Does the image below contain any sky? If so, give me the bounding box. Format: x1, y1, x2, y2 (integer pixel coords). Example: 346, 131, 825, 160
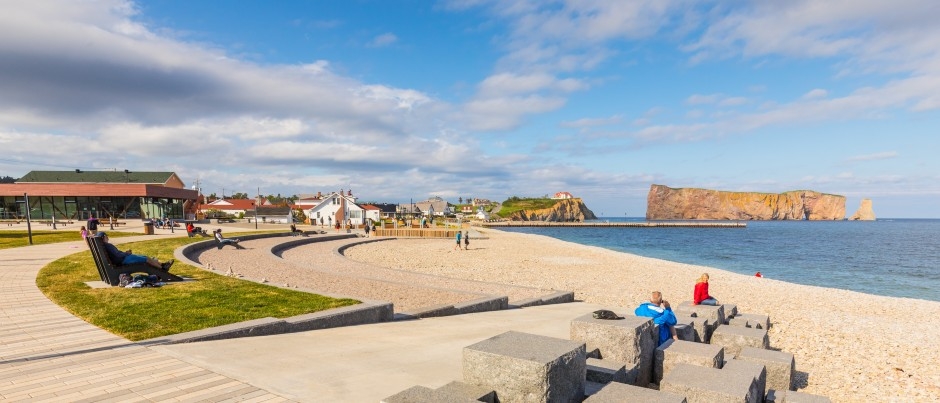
1, 1, 939, 218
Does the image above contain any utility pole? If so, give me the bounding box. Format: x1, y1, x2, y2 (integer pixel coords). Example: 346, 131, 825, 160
255, 187, 259, 229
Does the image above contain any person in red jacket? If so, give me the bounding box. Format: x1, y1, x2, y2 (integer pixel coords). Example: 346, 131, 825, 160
693, 273, 718, 305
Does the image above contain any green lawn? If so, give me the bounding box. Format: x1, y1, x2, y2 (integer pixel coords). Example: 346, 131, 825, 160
36, 236, 360, 341
0, 230, 138, 249
497, 197, 559, 217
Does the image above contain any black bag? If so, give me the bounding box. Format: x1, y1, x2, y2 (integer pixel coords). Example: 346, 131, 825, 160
592, 309, 623, 320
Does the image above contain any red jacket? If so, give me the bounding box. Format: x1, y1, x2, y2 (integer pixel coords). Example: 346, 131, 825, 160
693, 282, 711, 305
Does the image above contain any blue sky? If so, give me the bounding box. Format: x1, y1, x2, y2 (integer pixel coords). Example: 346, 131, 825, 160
1, 1, 938, 217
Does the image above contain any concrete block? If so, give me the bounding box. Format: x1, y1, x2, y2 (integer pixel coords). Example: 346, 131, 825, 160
728, 313, 770, 330
284, 302, 393, 332
511, 297, 543, 308
660, 363, 762, 403
453, 295, 509, 314
737, 347, 795, 392
570, 313, 656, 386
721, 304, 738, 321
654, 339, 723, 384
673, 324, 695, 341
586, 358, 629, 384
381, 385, 478, 403
584, 380, 605, 398
540, 290, 576, 305
586, 343, 602, 359
584, 382, 688, 403
710, 325, 769, 357
435, 381, 497, 403
463, 331, 586, 403
397, 304, 457, 319
676, 301, 726, 327
723, 358, 767, 399
674, 313, 711, 343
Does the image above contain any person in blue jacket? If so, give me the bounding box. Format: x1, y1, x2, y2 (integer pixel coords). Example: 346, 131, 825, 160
634, 291, 678, 346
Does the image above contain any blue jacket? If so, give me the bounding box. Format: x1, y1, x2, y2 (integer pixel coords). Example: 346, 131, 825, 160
634, 302, 677, 346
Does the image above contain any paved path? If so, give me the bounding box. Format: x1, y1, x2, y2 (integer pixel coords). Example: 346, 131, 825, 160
0, 235, 291, 402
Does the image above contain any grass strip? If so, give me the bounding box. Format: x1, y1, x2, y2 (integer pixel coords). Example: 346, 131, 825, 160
0, 230, 138, 249
37, 236, 360, 341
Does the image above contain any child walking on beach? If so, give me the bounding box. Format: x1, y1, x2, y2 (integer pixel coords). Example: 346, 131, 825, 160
454, 230, 462, 250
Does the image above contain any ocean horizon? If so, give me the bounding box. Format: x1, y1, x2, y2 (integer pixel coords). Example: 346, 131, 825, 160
500, 217, 940, 303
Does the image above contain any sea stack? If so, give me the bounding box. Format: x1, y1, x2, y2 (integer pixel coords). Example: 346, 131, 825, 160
849, 198, 876, 221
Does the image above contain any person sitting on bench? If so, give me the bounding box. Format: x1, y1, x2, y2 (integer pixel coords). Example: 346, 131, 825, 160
186, 222, 207, 237
97, 232, 174, 271
289, 224, 307, 236
214, 228, 244, 249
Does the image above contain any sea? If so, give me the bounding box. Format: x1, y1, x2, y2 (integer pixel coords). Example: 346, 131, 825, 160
499, 218, 940, 303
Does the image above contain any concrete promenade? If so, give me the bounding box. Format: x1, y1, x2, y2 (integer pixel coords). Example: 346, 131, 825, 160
0, 230, 291, 402
0, 223, 602, 402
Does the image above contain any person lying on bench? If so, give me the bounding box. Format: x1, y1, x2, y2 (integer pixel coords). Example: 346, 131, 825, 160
97, 232, 174, 271
214, 228, 244, 249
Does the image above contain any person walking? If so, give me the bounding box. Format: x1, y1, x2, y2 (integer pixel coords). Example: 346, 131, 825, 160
87, 214, 100, 233
463, 231, 470, 250
454, 230, 462, 250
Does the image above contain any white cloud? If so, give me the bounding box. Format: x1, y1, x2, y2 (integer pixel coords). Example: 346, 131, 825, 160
560, 115, 623, 128
845, 151, 899, 162
803, 89, 829, 99
369, 32, 398, 47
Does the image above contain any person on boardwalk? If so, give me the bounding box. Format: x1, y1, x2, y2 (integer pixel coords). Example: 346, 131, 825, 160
97, 232, 174, 270
454, 230, 462, 250
693, 273, 719, 305
87, 215, 100, 233
214, 229, 245, 249
635, 291, 678, 346
463, 231, 469, 250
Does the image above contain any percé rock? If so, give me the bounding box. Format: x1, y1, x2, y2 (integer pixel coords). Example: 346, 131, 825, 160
849, 198, 876, 221
508, 198, 597, 222
646, 184, 846, 220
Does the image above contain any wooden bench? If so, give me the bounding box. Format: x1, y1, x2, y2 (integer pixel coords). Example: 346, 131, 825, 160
86, 236, 184, 286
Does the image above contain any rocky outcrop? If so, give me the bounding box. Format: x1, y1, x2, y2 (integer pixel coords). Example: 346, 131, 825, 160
849, 199, 876, 221
508, 198, 597, 222
646, 184, 846, 220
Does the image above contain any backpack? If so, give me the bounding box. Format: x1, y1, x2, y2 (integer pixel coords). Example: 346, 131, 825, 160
118, 273, 132, 287
592, 309, 623, 320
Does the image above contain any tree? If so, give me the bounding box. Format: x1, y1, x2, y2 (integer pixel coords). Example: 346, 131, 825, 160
458, 197, 463, 204
293, 208, 308, 223
0, 175, 16, 184
231, 192, 249, 199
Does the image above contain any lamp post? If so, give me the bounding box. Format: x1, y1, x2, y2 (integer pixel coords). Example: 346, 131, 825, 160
255, 187, 259, 229
22, 193, 33, 245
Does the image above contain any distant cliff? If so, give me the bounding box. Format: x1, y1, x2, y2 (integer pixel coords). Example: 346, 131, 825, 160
646, 184, 846, 220
507, 198, 597, 222
849, 199, 876, 221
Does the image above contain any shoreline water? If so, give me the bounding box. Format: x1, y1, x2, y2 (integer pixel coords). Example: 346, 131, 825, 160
343, 227, 940, 401
500, 218, 940, 302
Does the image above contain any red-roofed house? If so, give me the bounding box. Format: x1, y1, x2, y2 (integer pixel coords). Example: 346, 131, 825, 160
552, 191, 574, 200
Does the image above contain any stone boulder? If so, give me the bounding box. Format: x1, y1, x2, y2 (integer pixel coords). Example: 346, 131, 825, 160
849, 198, 876, 221
646, 184, 846, 220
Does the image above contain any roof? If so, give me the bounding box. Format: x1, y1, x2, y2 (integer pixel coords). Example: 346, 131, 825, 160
201, 199, 258, 211
17, 170, 183, 186
360, 204, 381, 211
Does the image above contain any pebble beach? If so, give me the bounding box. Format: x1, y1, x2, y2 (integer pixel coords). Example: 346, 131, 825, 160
340, 228, 940, 402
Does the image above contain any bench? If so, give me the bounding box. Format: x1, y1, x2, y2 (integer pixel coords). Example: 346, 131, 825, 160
216, 218, 236, 223
87, 236, 184, 286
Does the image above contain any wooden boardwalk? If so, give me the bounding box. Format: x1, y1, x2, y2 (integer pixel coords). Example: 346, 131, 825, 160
0, 236, 292, 402
479, 221, 747, 228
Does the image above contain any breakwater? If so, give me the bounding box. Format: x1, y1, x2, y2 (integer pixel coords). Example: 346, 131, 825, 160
479, 221, 746, 228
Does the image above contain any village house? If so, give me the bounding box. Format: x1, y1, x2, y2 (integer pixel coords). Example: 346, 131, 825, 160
552, 191, 574, 199
302, 190, 366, 226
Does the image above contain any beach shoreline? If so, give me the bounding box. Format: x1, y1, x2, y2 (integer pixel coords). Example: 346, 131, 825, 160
342, 227, 940, 402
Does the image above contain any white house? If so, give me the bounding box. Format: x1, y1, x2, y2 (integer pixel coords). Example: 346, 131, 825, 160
552, 191, 574, 200
303, 191, 366, 226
